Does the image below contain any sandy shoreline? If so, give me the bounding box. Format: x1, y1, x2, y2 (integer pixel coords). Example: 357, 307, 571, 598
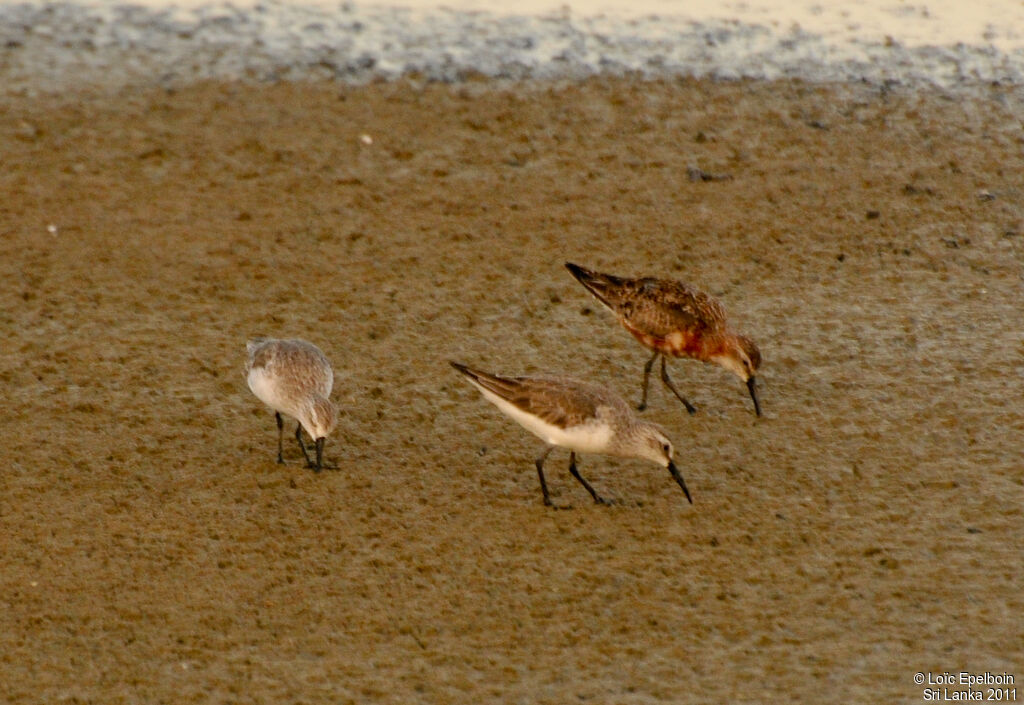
3, 0, 1024, 95
1, 76, 1022, 702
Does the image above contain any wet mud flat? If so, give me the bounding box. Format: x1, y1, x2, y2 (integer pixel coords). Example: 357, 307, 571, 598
0, 77, 1022, 702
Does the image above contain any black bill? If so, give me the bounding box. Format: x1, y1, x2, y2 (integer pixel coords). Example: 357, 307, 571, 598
667, 460, 693, 504
747, 376, 762, 417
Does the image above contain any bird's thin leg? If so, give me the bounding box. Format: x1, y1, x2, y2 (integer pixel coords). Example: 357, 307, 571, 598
568, 452, 610, 505
275, 412, 285, 464
637, 350, 659, 411
535, 446, 555, 507
294, 423, 315, 468
313, 437, 325, 473
660, 356, 697, 415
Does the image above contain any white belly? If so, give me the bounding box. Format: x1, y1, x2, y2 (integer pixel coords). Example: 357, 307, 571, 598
248, 367, 295, 418
477, 387, 613, 454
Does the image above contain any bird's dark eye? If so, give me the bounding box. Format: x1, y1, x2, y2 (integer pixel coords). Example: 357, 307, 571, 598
662, 443, 671, 454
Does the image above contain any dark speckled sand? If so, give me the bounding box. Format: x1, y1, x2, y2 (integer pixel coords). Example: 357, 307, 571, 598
1, 77, 1022, 703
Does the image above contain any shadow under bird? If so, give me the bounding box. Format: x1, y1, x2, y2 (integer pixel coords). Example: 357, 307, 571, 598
450, 361, 692, 507
246, 338, 338, 472
565, 262, 762, 416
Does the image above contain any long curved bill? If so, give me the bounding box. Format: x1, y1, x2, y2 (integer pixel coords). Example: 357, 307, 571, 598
667, 461, 693, 504
747, 377, 762, 417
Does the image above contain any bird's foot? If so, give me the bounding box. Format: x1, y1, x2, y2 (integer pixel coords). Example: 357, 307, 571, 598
307, 460, 339, 471
543, 496, 574, 510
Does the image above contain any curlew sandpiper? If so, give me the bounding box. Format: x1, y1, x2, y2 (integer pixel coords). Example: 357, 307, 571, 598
565, 262, 762, 416
450, 361, 692, 507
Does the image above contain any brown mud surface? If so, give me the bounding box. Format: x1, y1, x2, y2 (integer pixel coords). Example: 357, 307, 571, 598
1, 77, 1022, 703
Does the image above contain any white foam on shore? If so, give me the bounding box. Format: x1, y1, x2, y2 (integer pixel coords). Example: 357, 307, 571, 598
1, 0, 1022, 93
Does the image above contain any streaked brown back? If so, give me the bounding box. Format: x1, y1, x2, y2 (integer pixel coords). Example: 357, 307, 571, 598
566, 264, 727, 338
616, 278, 726, 338
452, 363, 615, 430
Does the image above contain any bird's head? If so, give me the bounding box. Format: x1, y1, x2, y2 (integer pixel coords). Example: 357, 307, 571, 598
711, 334, 762, 416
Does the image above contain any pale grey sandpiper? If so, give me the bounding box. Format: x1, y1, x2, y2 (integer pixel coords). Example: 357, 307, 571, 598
246, 337, 337, 472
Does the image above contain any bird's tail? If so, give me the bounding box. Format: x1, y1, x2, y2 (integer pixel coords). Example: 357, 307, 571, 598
564, 262, 629, 311
246, 336, 270, 355
449, 361, 520, 401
